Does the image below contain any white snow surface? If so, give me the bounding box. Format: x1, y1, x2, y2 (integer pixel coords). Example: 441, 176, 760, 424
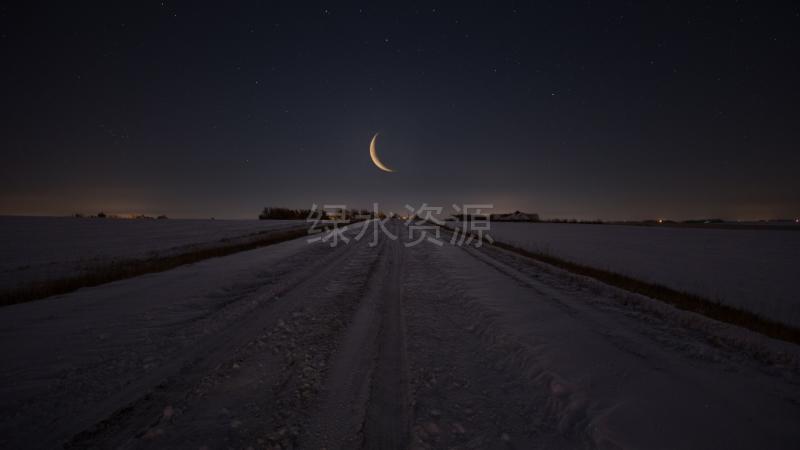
480, 222, 800, 327
0, 216, 303, 290
0, 221, 798, 448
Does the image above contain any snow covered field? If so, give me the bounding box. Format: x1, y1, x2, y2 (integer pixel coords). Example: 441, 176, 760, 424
1, 221, 798, 448
484, 222, 800, 327
0, 216, 303, 291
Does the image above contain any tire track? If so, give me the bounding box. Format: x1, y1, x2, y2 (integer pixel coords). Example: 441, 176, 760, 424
302, 221, 411, 450
63, 225, 375, 449
402, 239, 575, 449
140, 233, 387, 449
300, 239, 386, 449
362, 230, 411, 449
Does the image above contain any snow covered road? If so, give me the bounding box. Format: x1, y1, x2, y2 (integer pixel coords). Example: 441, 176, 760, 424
1, 220, 799, 449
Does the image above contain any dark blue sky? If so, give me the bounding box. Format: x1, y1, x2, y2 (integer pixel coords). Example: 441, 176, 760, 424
2, 2, 798, 220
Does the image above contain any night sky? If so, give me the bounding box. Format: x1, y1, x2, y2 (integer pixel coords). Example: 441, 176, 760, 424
2, 2, 798, 220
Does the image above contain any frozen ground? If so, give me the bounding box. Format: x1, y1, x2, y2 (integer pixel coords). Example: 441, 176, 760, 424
0, 220, 798, 449
0, 216, 303, 291
481, 222, 800, 327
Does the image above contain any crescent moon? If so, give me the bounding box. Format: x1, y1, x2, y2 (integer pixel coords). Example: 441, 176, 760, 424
369, 133, 395, 173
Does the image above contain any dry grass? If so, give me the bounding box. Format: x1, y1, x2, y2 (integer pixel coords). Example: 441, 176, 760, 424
442, 224, 800, 345
0, 227, 310, 307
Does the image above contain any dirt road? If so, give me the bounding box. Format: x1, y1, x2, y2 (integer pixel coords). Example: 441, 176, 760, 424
1, 221, 799, 449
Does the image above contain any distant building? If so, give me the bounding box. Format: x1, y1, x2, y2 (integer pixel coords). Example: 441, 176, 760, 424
491, 211, 540, 222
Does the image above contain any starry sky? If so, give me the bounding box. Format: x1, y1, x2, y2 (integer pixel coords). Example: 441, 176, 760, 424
1, 2, 798, 220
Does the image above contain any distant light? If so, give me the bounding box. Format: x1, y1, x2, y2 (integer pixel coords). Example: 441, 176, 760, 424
657, 218, 663, 224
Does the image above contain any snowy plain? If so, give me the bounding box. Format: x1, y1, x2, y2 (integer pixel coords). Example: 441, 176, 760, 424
0, 216, 303, 291
481, 222, 800, 327
0, 221, 798, 448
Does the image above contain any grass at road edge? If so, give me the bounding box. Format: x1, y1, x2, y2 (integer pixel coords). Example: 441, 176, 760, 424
441, 224, 800, 346
0, 227, 313, 307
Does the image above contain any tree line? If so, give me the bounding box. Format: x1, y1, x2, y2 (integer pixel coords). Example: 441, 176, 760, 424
258, 207, 387, 221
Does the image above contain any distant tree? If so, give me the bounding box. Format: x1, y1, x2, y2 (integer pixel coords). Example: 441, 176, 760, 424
97, 211, 106, 218
259, 207, 321, 220
453, 213, 491, 221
